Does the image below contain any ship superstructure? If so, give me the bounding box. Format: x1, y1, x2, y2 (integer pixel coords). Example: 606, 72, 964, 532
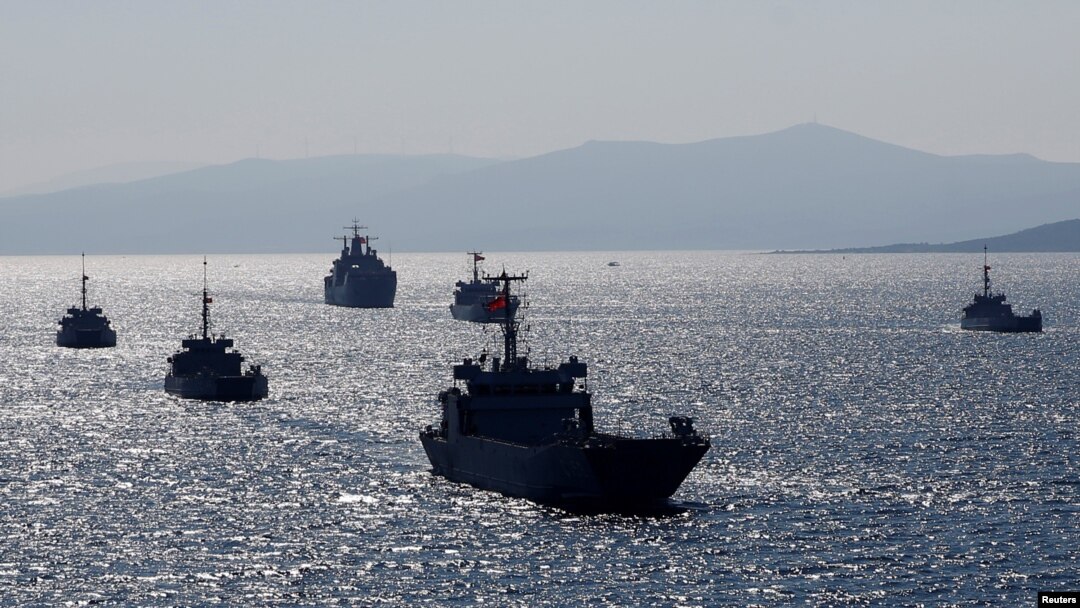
421, 271, 710, 508
449, 252, 520, 323
56, 253, 116, 348
164, 258, 268, 401
324, 221, 397, 308
961, 246, 1042, 332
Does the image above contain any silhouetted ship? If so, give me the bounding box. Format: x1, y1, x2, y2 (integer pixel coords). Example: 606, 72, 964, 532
324, 221, 397, 308
57, 253, 116, 348
165, 259, 268, 401
421, 271, 710, 508
961, 246, 1042, 333
449, 252, 520, 323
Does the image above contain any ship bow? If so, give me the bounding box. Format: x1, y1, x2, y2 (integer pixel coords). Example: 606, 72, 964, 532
580, 436, 710, 504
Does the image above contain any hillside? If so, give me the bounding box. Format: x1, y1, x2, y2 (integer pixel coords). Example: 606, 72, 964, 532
774, 219, 1080, 253
2, 124, 1080, 254
0, 154, 498, 254
0, 161, 207, 197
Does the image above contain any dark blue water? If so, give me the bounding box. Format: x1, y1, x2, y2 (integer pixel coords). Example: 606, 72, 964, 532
1, 252, 1076, 606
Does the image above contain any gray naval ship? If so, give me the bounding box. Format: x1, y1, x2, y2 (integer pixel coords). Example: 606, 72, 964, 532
449, 252, 520, 323
961, 246, 1042, 333
324, 221, 397, 308
165, 259, 268, 401
57, 253, 117, 348
421, 271, 710, 509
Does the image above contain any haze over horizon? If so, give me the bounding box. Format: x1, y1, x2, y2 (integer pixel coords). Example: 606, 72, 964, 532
3, 1, 1080, 194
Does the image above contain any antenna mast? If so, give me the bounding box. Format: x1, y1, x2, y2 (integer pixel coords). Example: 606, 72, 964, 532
484, 270, 528, 370
982, 245, 991, 297
81, 252, 88, 311
202, 257, 211, 339
344, 220, 371, 254
468, 251, 483, 282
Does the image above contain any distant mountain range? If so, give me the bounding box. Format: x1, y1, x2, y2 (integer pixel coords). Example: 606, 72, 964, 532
0, 161, 207, 197
2, 123, 1079, 254
772, 219, 1080, 253
0, 155, 498, 254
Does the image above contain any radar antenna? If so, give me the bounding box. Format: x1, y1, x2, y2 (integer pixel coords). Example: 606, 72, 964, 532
344, 219, 368, 237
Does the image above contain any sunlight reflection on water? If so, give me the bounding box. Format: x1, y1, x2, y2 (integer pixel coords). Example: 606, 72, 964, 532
1, 251, 1077, 605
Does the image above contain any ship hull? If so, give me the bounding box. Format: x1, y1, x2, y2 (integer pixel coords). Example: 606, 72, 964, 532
449, 301, 519, 324
324, 275, 397, 308
960, 315, 1042, 332
56, 328, 116, 348
420, 432, 708, 507
165, 374, 268, 402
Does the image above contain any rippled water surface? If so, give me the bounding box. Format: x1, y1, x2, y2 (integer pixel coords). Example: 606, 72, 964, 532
1, 251, 1077, 606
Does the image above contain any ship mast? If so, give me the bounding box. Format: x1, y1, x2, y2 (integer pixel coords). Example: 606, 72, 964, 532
202, 257, 211, 339
485, 270, 527, 371
344, 219, 371, 255
81, 252, 88, 311
982, 245, 991, 297
468, 251, 483, 282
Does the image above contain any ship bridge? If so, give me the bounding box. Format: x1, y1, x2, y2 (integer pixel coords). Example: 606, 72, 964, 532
447, 356, 592, 444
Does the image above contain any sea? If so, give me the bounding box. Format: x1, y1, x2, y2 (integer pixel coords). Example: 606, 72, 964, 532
1, 251, 1076, 606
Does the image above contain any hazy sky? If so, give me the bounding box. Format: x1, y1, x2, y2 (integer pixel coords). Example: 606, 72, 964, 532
2, 1, 1079, 193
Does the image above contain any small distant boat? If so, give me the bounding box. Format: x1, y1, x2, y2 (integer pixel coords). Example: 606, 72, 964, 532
607, 261, 620, 267
56, 253, 116, 348
449, 252, 520, 323
324, 220, 397, 308
164, 258, 268, 401
960, 246, 1042, 333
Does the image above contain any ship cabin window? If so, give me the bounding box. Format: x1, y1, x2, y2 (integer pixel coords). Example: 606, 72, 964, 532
474, 383, 561, 395
519, 383, 557, 395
